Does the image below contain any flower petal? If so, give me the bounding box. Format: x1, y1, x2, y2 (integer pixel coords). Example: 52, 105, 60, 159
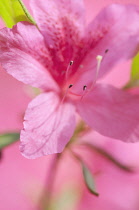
0, 22, 58, 91
76, 84, 139, 142
29, 0, 86, 86
72, 4, 139, 92
30, 0, 85, 47
20, 92, 75, 159
30, 0, 86, 86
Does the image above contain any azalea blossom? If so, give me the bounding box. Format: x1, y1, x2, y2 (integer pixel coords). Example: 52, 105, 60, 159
0, 0, 139, 158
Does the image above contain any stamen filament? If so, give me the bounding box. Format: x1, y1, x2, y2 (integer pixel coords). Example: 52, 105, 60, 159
81, 50, 109, 100
61, 84, 73, 103
95, 55, 103, 83
89, 55, 103, 90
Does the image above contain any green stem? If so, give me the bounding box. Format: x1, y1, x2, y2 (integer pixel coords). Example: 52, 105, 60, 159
38, 154, 61, 210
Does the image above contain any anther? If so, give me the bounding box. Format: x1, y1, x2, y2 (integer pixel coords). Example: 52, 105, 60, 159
83, 85, 87, 91
65, 61, 74, 81
80, 85, 87, 100
95, 55, 103, 78
90, 55, 103, 90
96, 55, 103, 62
69, 84, 73, 88
70, 60, 74, 66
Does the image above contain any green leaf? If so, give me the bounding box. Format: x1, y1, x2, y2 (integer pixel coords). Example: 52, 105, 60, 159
70, 150, 99, 196
0, 0, 36, 28
0, 132, 20, 149
82, 162, 99, 196
124, 53, 139, 89
81, 143, 134, 173
131, 53, 139, 80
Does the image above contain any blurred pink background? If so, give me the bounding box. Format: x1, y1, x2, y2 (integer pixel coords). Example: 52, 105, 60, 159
0, 0, 139, 210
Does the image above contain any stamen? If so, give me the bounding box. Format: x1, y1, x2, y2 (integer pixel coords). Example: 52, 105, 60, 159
69, 84, 73, 88
48, 84, 74, 141
94, 55, 103, 84
80, 85, 87, 100
96, 55, 103, 64
70, 60, 74, 66
105, 49, 109, 53
61, 84, 73, 103
65, 60, 74, 81
83, 85, 87, 91
81, 51, 108, 100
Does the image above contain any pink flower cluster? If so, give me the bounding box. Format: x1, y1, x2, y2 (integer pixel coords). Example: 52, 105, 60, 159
0, 0, 139, 158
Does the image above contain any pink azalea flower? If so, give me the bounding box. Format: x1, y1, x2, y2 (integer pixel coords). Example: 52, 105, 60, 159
0, 0, 139, 158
